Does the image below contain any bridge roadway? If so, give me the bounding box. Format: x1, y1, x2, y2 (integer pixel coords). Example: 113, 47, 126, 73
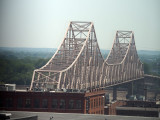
99, 74, 160, 89
144, 74, 160, 79
108, 74, 160, 101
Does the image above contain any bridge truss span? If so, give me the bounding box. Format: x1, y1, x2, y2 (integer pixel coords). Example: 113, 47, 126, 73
101, 31, 144, 86
30, 21, 104, 90
30, 22, 144, 91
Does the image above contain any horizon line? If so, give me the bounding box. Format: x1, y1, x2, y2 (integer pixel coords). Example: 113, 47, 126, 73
0, 46, 160, 52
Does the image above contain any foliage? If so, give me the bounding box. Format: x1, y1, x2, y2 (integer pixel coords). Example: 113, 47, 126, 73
139, 54, 160, 76
0, 48, 159, 85
0, 54, 49, 85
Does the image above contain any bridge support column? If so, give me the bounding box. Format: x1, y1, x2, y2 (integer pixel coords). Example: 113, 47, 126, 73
155, 92, 158, 101
144, 88, 147, 101
127, 82, 133, 98
143, 79, 148, 101
113, 86, 117, 101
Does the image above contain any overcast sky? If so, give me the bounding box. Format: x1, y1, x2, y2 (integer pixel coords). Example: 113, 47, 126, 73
0, 0, 159, 50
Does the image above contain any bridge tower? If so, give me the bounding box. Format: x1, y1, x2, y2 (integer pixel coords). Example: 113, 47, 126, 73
101, 31, 144, 100
30, 21, 104, 91
100, 31, 144, 87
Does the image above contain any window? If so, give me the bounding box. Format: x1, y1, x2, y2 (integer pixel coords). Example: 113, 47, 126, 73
17, 98, 23, 108
0, 98, 3, 108
52, 99, 58, 109
25, 99, 31, 108
59, 99, 65, 109
42, 99, 48, 108
86, 99, 89, 113
76, 100, 81, 109
6, 98, 13, 108
96, 98, 98, 108
99, 98, 101, 106
69, 100, 74, 109
101, 97, 104, 106
34, 99, 40, 108
101, 110, 104, 114
94, 99, 96, 108
91, 99, 93, 109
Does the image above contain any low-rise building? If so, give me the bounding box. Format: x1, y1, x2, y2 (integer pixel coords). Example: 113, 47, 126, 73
0, 89, 105, 114
104, 100, 160, 117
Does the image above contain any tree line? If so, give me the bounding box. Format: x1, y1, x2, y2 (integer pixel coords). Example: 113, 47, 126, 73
0, 50, 159, 85
0, 54, 49, 85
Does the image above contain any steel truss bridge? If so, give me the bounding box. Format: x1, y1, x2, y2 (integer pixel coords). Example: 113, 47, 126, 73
30, 21, 144, 91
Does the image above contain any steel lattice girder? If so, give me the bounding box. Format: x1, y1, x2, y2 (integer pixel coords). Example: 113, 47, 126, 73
30, 22, 144, 91
101, 31, 144, 87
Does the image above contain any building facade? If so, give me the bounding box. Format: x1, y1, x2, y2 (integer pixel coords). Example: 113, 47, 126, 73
0, 89, 105, 114
104, 100, 160, 117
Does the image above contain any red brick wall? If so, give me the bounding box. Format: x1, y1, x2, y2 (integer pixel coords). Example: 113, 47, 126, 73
0, 91, 85, 113
84, 89, 105, 114
0, 89, 105, 114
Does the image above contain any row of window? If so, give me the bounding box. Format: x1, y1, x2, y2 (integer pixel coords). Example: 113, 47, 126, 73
0, 98, 82, 109
90, 97, 104, 109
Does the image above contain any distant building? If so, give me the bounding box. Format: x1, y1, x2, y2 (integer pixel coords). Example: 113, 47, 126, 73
104, 100, 160, 118
0, 89, 105, 114
129, 95, 137, 101
0, 84, 16, 91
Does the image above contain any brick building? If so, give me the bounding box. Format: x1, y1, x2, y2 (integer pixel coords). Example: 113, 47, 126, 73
104, 100, 160, 117
0, 89, 105, 114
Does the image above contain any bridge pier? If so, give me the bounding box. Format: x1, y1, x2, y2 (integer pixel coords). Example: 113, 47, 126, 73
143, 79, 148, 101
127, 82, 133, 99
155, 92, 158, 101
113, 86, 117, 101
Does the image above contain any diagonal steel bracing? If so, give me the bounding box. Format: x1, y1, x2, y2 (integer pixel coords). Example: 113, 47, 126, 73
30, 21, 104, 91
30, 22, 144, 91
101, 31, 144, 87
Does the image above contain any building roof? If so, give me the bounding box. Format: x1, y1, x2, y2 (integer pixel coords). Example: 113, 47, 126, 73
116, 106, 160, 112
1, 111, 159, 120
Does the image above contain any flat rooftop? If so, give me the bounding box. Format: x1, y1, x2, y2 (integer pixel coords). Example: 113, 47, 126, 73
116, 106, 160, 112
0, 111, 159, 120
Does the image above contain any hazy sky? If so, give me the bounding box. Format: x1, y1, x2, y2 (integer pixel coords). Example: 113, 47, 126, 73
0, 0, 159, 50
